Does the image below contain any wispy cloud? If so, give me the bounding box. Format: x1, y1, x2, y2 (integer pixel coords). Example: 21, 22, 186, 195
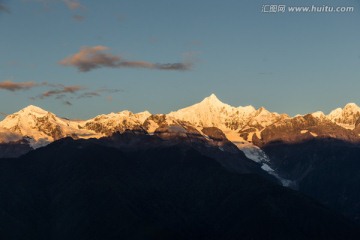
0, 79, 122, 103
116, 14, 126, 23
59, 46, 193, 72
78, 88, 122, 99
0, 80, 37, 91
0, 1, 10, 13
72, 14, 85, 21
0, 79, 122, 106
32, 84, 122, 103
40, 85, 83, 98
59, 46, 119, 71
258, 72, 274, 76
78, 91, 100, 98
62, 0, 83, 10
63, 100, 72, 106
0, 132, 22, 142
25, 0, 84, 13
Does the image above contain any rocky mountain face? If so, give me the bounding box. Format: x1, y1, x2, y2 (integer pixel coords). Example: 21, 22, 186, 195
82, 110, 151, 135
328, 103, 360, 128
253, 114, 360, 147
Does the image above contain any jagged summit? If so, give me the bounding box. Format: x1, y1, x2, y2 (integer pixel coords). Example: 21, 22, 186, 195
168, 94, 232, 116
238, 105, 256, 114
168, 94, 237, 128
327, 103, 360, 128
207, 93, 218, 99
0, 104, 102, 146
311, 111, 326, 119
198, 93, 229, 108
344, 102, 360, 108
138, 110, 151, 115
22, 104, 45, 110
201, 94, 255, 112
343, 103, 360, 114
328, 103, 360, 115
202, 93, 221, 102
167, 94, 284, 141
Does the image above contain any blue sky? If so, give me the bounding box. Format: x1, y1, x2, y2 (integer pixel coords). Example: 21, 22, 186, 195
0, 0, 359, 119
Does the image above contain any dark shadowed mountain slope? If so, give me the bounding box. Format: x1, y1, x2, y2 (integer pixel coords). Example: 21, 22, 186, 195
0, 139, 32, 158
79, 130, 276, 181
262, 138, 360, 223
0, 138, 358, 240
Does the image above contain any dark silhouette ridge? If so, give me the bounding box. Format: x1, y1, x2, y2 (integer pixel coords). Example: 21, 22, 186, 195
0, 137, 358, 239
0, 138, 33, 158
262, 138, 360, 223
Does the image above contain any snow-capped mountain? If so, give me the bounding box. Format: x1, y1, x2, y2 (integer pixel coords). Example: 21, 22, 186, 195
253, 114, 359, 147
82, 110, 151, 135
327, 103, 360, 129
1, 94, 360, 151
166, 94, 290, 165
0, 105, 102, 147
168, 94, 282, 130
3, 94, 360, 188
0, 106, 154, 147
168, 94, 254, 129
168, 94, 288, 142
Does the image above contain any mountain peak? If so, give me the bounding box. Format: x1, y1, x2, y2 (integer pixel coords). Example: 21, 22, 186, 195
311, 111, 325, 118
344, 103, 360, 110
200, 93, 225, 107
20, 105, 48, 115
327, 103, 360, 128
205, 93, 220, 100
208, 93, 218, 99
328, 103, 360, 117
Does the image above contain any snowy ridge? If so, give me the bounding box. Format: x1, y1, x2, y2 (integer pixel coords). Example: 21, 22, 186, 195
168, 94, 254, 129
0, 105, 155, 148
168, 94, 287, 142
327, 103, 360, 129
311, 111, 326, 119
82, 110, 151, 135
0, 106, 100, 147
1, 95, 360, 149
1, 94, 360, 188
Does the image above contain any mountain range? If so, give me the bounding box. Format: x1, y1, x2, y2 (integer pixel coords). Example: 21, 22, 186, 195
2, 93, 360, 186
1, 93, 360, 175
1, 94, 360, 238
1, 93, 360, 148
